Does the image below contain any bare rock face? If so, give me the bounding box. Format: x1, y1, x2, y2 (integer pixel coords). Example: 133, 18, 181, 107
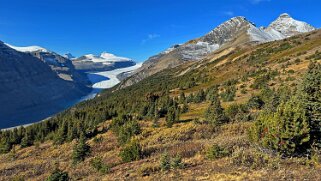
0, 42, 90, 128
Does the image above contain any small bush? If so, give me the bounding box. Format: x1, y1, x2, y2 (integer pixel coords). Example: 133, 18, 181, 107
119, 141, 142, 162
90, 157, 110, 174
171, 154, 184, 169
160, 152, 184, 171
46, 168, 69, 181
206, 144, 229, 160
231, 147, 268, 169
160, 152, 171, 171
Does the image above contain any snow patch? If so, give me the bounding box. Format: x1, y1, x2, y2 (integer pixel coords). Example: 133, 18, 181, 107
5, 43, 49, 53
81, 52, 133, 64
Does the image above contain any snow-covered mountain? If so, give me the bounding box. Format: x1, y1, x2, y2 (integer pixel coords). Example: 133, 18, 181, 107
77, 52, 133, 64
5, 43, 90, 84
5, 44, 49, 53
266, 13, 316, 38
0, 41, 90, 128
120, 13, 316, 88
72, 52, 136, 72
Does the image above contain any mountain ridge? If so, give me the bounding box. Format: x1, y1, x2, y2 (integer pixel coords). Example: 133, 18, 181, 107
120, 13, 316, 88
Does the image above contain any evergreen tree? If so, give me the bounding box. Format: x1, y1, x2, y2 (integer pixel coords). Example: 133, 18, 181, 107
250, 96, 310, 155
179, 92, 186, 104
119, 140, 142, 162
72, 133, 91, 164
299, 62, 321, 147
54, 120, 68, 145
160, 152, 171, 171
204, 96, 228, 126
46, 168, 69, 181
20, 132, 33, 148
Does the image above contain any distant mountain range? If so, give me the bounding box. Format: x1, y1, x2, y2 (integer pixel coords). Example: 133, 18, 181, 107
0, 44, 136, 128
0, 42, 91, 128
120, 13, 316, 88
72, 52, 136, 72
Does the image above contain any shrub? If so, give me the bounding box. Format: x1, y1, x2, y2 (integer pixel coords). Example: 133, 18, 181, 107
90, 157, 110, 174
249, 97, 310, 155
206, 144, 229, 160
46, 168, 69, 181
225, 104, 250, 122
231, 147, 269, 169
117, 120, 141, 145
160, 152, 171, 171
220, 86, 236, 102
247, 95, 264, 110
171, 154, 184, 169
119, 141, 142, 162
160, 152, 184, 171
204, 97, 228, 126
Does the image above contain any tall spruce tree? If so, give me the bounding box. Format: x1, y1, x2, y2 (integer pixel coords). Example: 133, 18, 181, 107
72, 133, 90, 164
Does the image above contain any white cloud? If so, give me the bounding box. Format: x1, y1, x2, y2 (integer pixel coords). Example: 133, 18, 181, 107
141, 33, 160, 44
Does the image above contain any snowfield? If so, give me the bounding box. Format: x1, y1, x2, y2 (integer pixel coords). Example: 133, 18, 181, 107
78, 63, 142, 101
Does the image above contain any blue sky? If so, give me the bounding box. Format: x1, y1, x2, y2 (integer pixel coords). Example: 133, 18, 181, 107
0, 0, 319, 62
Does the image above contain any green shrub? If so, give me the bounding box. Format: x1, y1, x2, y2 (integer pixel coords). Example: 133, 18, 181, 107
160, 152, 184, 171
90, 157, 110, 174
117, 121, 141, 145
206, 144, 229, 160
160, 152, 171, 171
204, 97, 228, 126
119, 141, 142, 162
171, 154, 184, 169
46, 168, 69, 181
225, 104, 250, 122
220, 86, 236, 102
249, 97, 310, 155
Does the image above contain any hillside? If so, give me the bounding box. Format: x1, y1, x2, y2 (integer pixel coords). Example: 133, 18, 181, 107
120, 13, 315, 88
0, 26, 321, 180
0, 42, 91, 128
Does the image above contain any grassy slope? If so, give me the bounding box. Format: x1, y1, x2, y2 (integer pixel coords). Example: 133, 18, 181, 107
1, 30, 321, 180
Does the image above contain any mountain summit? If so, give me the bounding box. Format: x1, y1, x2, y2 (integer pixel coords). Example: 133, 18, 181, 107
266, 13, 316, 37
120, 13, 316, 88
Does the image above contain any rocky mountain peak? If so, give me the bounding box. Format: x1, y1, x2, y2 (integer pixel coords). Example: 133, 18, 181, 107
267, 13, 316, 37
278, 13, 291, 19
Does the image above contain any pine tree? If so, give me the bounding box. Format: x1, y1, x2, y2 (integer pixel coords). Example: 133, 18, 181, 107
46, 168, 69, 181
160, 152, 171, 171
20, 132, 33, 148
299, 62, 321, 147
54, 120, 68, 145
204, 96, 228, 126
72, 133, 91, 164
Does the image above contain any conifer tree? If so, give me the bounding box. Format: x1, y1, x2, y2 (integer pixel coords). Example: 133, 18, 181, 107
299, 62, 321, 147
204, 96, 228, 126
72, 133, 90, 164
